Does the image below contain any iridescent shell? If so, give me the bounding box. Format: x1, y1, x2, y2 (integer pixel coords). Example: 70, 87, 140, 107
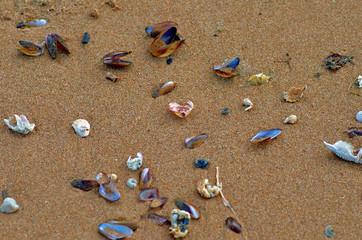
185, 133, 207, 149
168, 101, 194, 118
146, 21, 178, 38
152, 81, 176, 98
4, 114, 35, 134
98, 222, 133, 239
150, 27, 184, 57
18, 41, 44, 56
102, 51, 132, 67
16, 19, 47, 28
45, 33, 70, 59
174, 197, 200, 219
251, 129, 282, 143
213, 57, 240, 78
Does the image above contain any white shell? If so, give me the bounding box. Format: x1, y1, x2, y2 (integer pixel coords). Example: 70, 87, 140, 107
4, 114, 35, 134
72, 119, 90, 137
284, 115, 297, 124
126, 152, 143, 170
242, 98, 253, 111
356, 75, 362, 88
126, 178, 138, 189
356, 111, 362, 122
1, 198, 19, 213
323, 141, 362, 164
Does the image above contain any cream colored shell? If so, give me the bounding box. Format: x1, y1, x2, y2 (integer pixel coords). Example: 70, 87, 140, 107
4, 114, 35, 134
1, 198, 19, 213
72, 119, 90, 137
284, 115, 297, 124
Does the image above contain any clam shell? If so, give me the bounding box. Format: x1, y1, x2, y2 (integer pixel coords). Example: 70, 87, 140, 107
284, 115, 297, 124
72, 119, 90, 137
251, 129, 282, 143
174, 197, 200, 219
139, 168, 152, 190
152, 81, 176, 98
213, 57, 240, 78
146, 21, 178, 38
99, 178, 121, 202
168, 101, 194, 118
150, 27, 184, 57
4, 114, 35, 134
18, 41, 44, 56
71, 179, 99, 191
102, 51, 132, 67
98, 222, 133, 239
282, 85, 307, 103
1, 198, 19, 213
139, 187, 159, 201
225, 217, 242, 234
185, 133, 207, 149
150, 197, 168, 208
16, 19, 47, 28
46, 33, 70, 59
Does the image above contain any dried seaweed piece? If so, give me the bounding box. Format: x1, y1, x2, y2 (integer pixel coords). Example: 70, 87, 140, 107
98, 222, 133, 239
146, 21, 178, 38
185, 133, 207, 149
139, 188, 159, 201
282, 85, 307, 102
150, 197, 168, 208
45, 33, 70, 59
71, 179, 99, 191
174, 197, 200, 219
102, 51, 132, 67
169, 209, 190, 238
323, 141, 362, 164
18, 41, 44, 56
324, 53, 354, 71
226, 217, 242, 234
168, 101, 194, 118
150, 27, 184, 57
139, 168, 152, 190
213, 57, 240, 78
16, 19, 47, 28
251, 129, 282, 143
346, 127, 362, 138
152, 81, 176, 98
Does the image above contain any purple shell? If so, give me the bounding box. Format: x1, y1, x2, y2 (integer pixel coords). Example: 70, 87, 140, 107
98, 222, 133, 239
99, 179, 120, 202
251, 129, 282, 143
139, 188, 158, 201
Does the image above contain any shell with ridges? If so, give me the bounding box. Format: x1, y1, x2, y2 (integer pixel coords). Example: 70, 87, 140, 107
323, 141, 362, 164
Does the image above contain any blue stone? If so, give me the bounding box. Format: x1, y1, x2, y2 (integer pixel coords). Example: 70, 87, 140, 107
194, 159, 209, 169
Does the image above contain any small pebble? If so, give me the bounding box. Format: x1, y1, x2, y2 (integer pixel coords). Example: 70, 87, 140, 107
356, 111, 362, 122
221, 108, 229, 115
127, 178, 137, 189
82, 32, 90, 44
194, 159, 209, 169
166, 57, 173, 65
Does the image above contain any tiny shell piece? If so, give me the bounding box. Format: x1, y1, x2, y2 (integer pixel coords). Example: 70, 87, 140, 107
325, 225, 336, 237
152, 81, 176, 98
127, 178, 138, 189
213, 57, 240, 78
174, 197, 200, 219
139, 168, 152, 190
251, 129, 282, 143
105, 72, 119, 82
197, 179, 221, 198
148, 213, 170, 225
282, 85, 307, 103
347, 127, 362, 138
1, 198, 19, 213
247, 73, 271, 85
16, 19, 47, 28
71, 179, 99, 191
169, 209, 191, 238
185, 133, 207, 149
150, 197, 168, 208
82, 32, 90, 44
356, 111, 362, 122
4, 114, 35, 134
139, 188, 159, 201
356, 76, 362, 88
168, 101, 194, 118
221, 108, 229, 115
226, 217, 242, 234
102, 51, 132, 67
18, 41, 44, 56
323, 141, 362, 164
72, 119, 90, 137
284, 115, 297, 124
98, 222, 133, 239
242, 98, 253, 111
108, 174, 118, 182
127, 152, 143, 170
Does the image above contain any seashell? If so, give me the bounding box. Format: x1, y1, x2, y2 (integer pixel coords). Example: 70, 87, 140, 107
105, 72, 119, 82
251, 129, 282, 143
108, 174, 118, 182
213, 57, 240, 78
46, 33, 70, 59
167, 57, 173, 64
194, 158, 209, 169
71, 179, 99, 191
174, 197, 200, 219
102, 51, 132, 67
152, 81, 176, 98
16, 19, 47, 28
96, 172, 110, 185
225, 217, 242, 234
139, 168, 152, 190
242, 98, 253, 111
150, 197, 168, 208
106, 221, 138, 232
127, 152, 143, 170
347, 127, 362, 138
4, 114, 35, 134
146, 21, 178, 38
355, 75, 362, 88
150, 27, 185, 57
72, 119, 90, 137
81, 32, 90, 44
282, 85, 307, 103
18, 41, 44, 56
247, 73, 272, 85
99, 178, 121, 202
323, 141, 362, 164
284, 115, 297, 124
356, 111, 362, 122
197, 179, 221, 198
169, 209, 191, 238
324, 53, 354, 71
126, 178, 137, 189
185, 133, 207, 149
1, 198, 19, 213
168, 101, 194, 118
98, 222, 133, 239
221, 108, 229, 115
139, 188, 159, 201
325, 225, 336, 237
148, 213, 170, 225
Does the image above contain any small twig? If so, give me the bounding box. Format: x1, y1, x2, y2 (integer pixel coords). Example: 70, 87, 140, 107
2, 190, 8, 199
274, 53, 292, 71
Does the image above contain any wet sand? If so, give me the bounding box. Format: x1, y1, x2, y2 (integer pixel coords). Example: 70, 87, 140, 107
0, 0, 361, 239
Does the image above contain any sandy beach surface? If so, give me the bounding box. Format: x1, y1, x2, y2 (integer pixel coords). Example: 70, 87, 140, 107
0, 0, 361, 239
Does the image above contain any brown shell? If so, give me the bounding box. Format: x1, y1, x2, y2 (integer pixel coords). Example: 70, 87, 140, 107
146, 21, 178, 38
152, 81, 176, 98
282, 85, 307, 102
185, 133, 207, 149
150, 28, 184, 57
102, 51, 132, 67
18, 41, 44, 56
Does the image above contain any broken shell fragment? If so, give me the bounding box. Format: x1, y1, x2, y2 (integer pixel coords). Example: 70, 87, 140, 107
169, 209, 191, 238
174, 197, 200, 219
102, 51, 132, 67
99, 178, 121, 202
98, 222, 133, 239
139, 168, 152, 190
282, 85, 307, 103
251, 129, 282, 143
150, 197, 168, 208
16, 19, 47, 28
242, 98, 253, 111
71, 179, 99, 191
139, 188, 159, 201
126, 178, 137, 189
96, 172, 110, 185
355, 76, 362, 88
284, 115, 297, 124
105, 72, 119, 82
18, 41, 44, 56
148, 213, 170, 225
347, 127, 362, 138
356, 111, 362, 122
4, 114, 35, 134
194, 158, 209, 169
127, 152, 143, 170
168, 101, 194, 118
323, 141, 362, 164
197, 179, 221, 198
325, 225, 336, 238
247, 73, 271, 85
1, 198, 19, 213
225, 217, 242, 234
213, 57, 240, 78
185, 133, 207, 149
72, 119, 90, 137
46, 33, 70, 59
146, 21, 178, 38
150, 27, 185, 57
152, 81, 176, 98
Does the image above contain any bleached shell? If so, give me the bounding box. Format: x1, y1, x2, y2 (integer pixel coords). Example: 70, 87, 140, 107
126, 178, 138, 189
1, 198, 19, 213
248, 73, 271, 85
356, 76, 362, 88
356, 111, 362, 122
72, 119, 90, 137
4, 114, 35, 134
323, 141, 362, 164
242, 98, 253, 111
284, 115, 297, 124
126, 152, 143, 170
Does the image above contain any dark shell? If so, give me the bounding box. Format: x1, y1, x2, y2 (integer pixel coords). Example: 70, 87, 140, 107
2, 190, 8, 200
102, 51, 132, 67
98, 222, 133, 239
150, 197, 168, 209
46, 33, 70, 59
16, 19, 47, 28
186, 133, 207, 149
139, 187, 158, 201
82, 32, 90, 44
166, 58, 173, 64
99, 178, 120, 202
174, 197, 200, 219
324, 53, 354, 71
214, 57, 240, 78
18, 41, 44, 56
148, 213, 170, 225
251, 129, 282, 143
225, 217, 242, 234
150, 27, 184, 57
194, 159, 209, 169
71, 179, 99, 191
152, 81, 176, 98
347, 127, 362, 138
139, 168, 152, 190
145, 21, 178, 38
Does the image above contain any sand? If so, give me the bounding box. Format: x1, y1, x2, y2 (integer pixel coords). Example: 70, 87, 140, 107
0, 0, 361, 239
